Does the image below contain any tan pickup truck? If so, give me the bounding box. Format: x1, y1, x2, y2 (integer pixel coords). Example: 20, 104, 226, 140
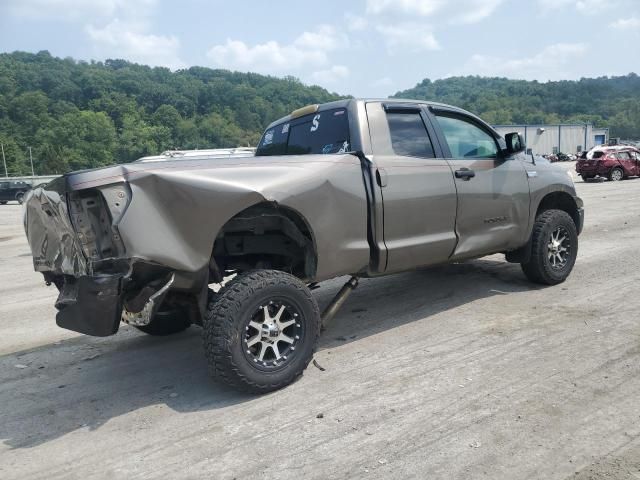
24, 99, 584, 392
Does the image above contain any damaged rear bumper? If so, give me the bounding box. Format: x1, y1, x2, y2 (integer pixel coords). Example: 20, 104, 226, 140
25, 182, 199, 337
55, 274, 125, 337
53, 268, 176, 337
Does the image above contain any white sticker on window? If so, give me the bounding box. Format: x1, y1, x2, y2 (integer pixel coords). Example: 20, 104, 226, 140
310, 114, 321, 132
263, 129, 274, 145
282, 123, 289, 134
338, 141, 350, 153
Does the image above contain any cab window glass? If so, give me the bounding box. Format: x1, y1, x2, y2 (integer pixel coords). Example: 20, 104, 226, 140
256, 108, 350, 156
435, 115, 498, 159
386, 112, 435, 158
256, 124, 289, 156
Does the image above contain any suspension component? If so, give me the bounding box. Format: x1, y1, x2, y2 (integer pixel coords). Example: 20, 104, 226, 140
321, 276, 359, 330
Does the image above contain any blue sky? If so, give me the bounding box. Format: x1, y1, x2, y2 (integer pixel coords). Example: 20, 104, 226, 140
1, 0, 639, 97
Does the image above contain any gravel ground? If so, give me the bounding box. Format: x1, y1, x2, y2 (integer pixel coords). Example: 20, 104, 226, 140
1, 165, 639, 479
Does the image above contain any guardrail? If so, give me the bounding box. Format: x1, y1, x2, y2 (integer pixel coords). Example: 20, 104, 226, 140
3, 175, 61, 186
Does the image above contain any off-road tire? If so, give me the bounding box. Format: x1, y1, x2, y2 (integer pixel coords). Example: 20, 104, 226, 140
202, 270, 320, 394
609, 167, 624, 182
135, 309, 191, 336
521, 209, 578, 285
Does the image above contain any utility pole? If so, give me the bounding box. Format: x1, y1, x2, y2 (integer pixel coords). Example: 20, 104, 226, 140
1, 143, 7, 178
28, 146, 35, 177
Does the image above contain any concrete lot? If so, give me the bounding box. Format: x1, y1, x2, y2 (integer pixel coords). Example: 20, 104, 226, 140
1, 166, 639, 479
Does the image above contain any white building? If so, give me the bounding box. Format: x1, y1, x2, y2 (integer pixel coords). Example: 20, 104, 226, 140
493, 124, 609, 156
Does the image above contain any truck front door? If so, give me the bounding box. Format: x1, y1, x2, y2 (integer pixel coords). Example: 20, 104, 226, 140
429, 108, 531, 259
365, 102, 458, 273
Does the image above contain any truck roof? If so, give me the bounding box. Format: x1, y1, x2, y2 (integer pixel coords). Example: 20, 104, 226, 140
265, 98, 484, 131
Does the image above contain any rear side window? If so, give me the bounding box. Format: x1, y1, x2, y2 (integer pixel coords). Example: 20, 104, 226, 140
592, 151, 605, 159
616, 152, 632, 159
386, 112, 435, 158
256, 108, 350, 156
435, 115, 498, 159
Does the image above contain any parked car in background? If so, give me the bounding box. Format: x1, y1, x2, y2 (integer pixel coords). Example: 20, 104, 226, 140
576, 146, 640, 181
0, 180, 32, 204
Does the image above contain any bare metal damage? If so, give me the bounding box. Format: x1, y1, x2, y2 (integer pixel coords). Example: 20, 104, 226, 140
24, 187, 88, 276
121, 273, 175, 326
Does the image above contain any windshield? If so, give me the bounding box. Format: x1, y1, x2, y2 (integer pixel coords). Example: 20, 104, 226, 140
256, 108, 350, 156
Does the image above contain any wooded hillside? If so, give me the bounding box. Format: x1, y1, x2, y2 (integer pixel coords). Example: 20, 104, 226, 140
394, 75, 640, 138
0, 51, 342, 174
1, 51, 638, 175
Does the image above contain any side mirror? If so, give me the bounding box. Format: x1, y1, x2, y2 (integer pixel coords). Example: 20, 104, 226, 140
504, 132, 526, 155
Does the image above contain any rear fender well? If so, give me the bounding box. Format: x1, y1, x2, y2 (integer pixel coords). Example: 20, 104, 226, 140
210, 202, 318, 282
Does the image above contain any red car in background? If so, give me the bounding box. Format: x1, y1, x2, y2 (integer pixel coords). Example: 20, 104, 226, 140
576, 146, 640, 182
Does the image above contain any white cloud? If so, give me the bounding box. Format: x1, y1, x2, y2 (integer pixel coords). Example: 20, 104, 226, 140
610, 16, 640, 29
376, 23, 440, 52
345, 13, 369, 31
456, 43, 588, 80
86, 20, 184, 69
206, 25, 347, 75
537, 0, 612, 14
5, 0, 185, 69
310, 65, 350, 84
367, 0, 446, 16
453, 0, 505, 24
366, 0, 504, 23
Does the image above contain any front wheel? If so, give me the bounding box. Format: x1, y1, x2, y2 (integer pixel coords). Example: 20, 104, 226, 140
521, 209, 578, 285
202, 270, 320, 393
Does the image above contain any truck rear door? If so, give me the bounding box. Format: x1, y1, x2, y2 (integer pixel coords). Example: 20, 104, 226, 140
428, 107, 531, 259
364, 102, 458, 273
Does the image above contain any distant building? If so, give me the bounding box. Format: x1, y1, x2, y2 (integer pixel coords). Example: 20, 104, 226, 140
492, 124, 609, 156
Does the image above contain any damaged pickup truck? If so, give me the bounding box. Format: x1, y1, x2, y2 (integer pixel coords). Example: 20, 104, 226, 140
24, 99, 584, 393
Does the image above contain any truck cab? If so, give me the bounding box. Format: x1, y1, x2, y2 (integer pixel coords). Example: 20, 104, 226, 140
256, 99, 583, 277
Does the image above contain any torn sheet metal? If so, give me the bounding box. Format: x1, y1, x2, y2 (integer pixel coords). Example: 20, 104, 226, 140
24, 187, 88, 277
121, 273, 175, 326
